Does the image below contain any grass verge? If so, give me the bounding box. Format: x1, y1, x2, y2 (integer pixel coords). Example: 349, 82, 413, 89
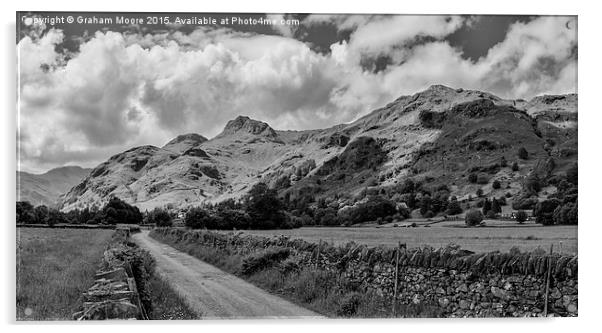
147, 273, 198, 320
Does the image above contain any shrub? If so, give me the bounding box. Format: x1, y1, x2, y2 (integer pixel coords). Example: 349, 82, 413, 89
468, 173, 478, 183
339, 195, 396, 225
515, 210, 528, 223
477, 175, 489, 185
424, 210, 435, 218
518, 147, 529, 160
337, 292, 362, 317
492, 180, 501, 189
476, 188, 484, 197
485, 210, 497, 219
241, 247, 291, 275
465, 210, 484, 226
511, 162, 519, 172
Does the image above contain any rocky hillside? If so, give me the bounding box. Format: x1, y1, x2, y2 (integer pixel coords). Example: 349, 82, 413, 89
17, 166, 91, 207
58, 85, 577, 211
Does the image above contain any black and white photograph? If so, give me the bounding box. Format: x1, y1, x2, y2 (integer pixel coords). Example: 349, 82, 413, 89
15, 9, 579, 321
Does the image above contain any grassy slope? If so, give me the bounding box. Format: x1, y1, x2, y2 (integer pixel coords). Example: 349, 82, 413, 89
16, 228, 114, 320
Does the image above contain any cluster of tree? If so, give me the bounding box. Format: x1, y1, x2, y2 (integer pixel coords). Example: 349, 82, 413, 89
479, 197, 505, 218
16, 196, 142, 226
184, 183, 298, 230
532, 163, 578, 226
283, 178, 465, 227
144, 207, 173, 227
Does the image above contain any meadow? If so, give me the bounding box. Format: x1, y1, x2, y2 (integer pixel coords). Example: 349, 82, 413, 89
16, 228, 114, 320
234, 222, 578, 254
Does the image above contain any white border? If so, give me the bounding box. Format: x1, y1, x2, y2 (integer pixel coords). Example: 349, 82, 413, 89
2, 1, 599, 332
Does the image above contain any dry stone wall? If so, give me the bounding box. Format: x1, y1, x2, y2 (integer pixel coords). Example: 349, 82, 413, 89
73, 228, 148, 320
153, 228, 578, 317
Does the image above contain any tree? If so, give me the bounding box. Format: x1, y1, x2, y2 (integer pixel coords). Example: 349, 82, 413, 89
518, 147, 529, 160
492, 180, 501, 189
420, 195, 432, 216
445, 200, 463, 215
491, 198, 501, 214
511, 162, 519, 172
515, 210, 528, 224
500, 156, 508, 168
533, 199, 561, 226
465, 210, 484, 227
146, 208, 173, 227
476, 188, 484, 197
99, 196, 143, 225
184, 207, 212, 229
482, 198, 492, 216
553, 202, 578, 225
245, 183, 287, 229
16, 201, 36, 224
566, 163, 578, 185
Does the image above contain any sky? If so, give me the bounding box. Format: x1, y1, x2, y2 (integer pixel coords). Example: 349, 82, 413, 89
17, 12, 577, 173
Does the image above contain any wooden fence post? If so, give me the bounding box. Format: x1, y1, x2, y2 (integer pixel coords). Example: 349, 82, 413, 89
316, 239, 322, 268
544, 244, 554, 316
392, 241, 400, 317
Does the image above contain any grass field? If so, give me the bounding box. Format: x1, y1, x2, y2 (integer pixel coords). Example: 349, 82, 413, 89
232, 222, 577, 254
16, 228, 114, 320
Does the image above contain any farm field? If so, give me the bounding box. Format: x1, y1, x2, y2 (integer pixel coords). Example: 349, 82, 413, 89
16, 227, 114, 320
233, 222, 577, 255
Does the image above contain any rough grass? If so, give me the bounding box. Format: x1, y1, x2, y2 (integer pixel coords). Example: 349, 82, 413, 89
147, 274, 198, 320
150, 231, 442, 318
16, 228, 114, 320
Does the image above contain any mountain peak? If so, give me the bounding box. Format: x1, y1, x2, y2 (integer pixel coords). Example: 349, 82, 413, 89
164, 133, 207, 147
218, 115, 278, 138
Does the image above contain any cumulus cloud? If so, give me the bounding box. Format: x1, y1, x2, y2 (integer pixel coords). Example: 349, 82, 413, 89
17, 15, 577, 173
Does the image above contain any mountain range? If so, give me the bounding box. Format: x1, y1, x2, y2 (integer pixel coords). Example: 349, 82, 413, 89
17, 85, 577, 212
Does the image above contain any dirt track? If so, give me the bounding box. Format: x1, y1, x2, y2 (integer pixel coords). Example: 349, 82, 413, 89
132, 230, 323, 319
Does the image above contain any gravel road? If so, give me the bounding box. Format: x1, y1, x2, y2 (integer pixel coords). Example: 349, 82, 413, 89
132, 230, 323, 319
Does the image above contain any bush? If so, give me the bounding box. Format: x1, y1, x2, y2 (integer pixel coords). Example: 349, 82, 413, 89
477, 175, 489, 185
515, 210, 528, 223
337, 292, 362, 317
241, 247, 291, 275
339, 195, 396, 225
518, 147, 529, 160
492, 180, 501, 189
468, 173, 478, 183
476, 188, 484, 197
511, 162, 519, 172
465, 210, 484, 227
